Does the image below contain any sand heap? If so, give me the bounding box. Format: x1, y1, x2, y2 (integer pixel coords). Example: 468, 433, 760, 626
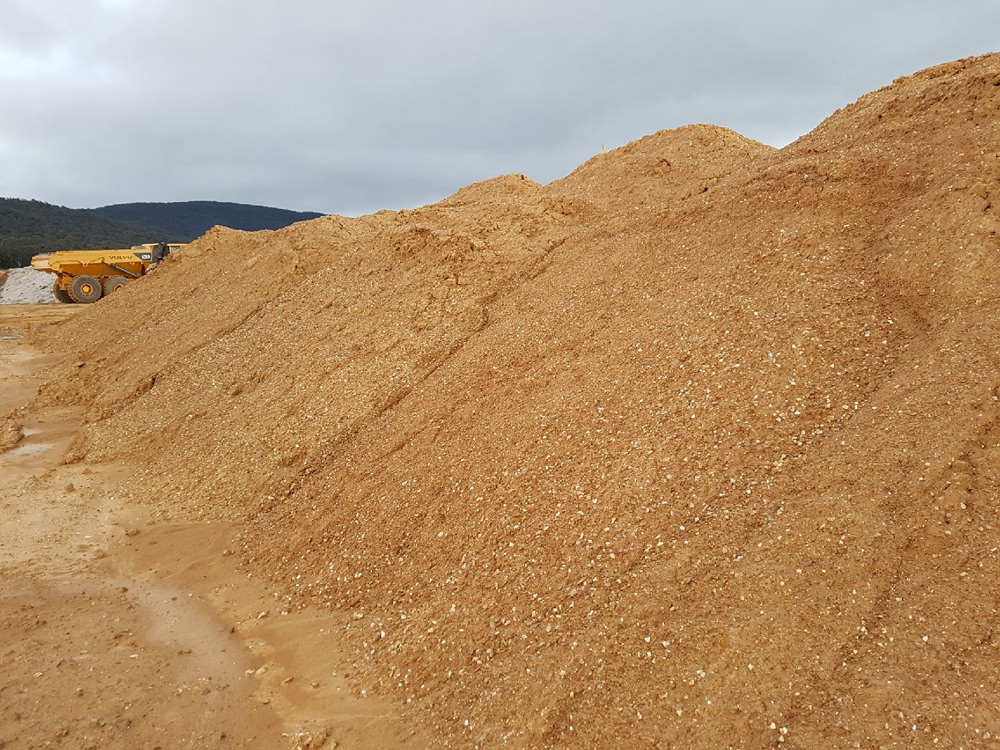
40, 55, 1000, 747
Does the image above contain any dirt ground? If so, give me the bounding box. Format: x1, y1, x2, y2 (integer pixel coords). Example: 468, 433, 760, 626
0, 305, 424, 749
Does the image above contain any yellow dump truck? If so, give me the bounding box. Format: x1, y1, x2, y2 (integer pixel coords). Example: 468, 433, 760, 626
31, 243, 185, 303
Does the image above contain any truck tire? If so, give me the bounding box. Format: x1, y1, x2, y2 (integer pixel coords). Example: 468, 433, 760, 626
103, 277, 129, 295
68, 276, 103, 304
52, 281, 74, 304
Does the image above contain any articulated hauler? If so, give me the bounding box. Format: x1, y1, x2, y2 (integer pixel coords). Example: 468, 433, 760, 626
31, 243, 185, 303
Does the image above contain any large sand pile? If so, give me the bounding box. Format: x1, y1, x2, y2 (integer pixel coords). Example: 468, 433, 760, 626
39, 54, 1000, 747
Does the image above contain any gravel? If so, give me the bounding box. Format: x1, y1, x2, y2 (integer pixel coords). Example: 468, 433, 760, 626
0, 268, 58, 304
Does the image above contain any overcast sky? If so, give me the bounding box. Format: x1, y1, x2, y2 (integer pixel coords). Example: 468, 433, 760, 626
1, 1, 997, 216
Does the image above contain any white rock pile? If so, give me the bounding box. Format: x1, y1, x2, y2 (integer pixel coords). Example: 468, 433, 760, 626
0, 268, 57, 304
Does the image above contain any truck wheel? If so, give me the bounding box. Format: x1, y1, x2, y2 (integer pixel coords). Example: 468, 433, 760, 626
68, 276, 103, 304
103, 277, 129, 295
52, 281, 74, 304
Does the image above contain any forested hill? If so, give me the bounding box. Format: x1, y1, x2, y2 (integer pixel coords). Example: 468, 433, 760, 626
0, 198, 325, 269
0, 198, 151, 268
88, 201, 324, 241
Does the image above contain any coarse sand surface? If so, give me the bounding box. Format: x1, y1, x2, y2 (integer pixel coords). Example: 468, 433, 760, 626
30, 54, 1000, 747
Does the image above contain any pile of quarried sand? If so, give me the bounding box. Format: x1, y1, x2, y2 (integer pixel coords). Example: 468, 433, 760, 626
40, 55, 1000, 747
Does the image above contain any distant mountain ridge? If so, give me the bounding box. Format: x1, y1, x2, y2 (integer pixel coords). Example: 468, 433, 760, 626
87, 201, 324, 241
0, 198, 325, 269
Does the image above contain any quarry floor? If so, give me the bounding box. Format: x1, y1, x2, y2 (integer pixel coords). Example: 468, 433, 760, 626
0, 304, 422, 749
